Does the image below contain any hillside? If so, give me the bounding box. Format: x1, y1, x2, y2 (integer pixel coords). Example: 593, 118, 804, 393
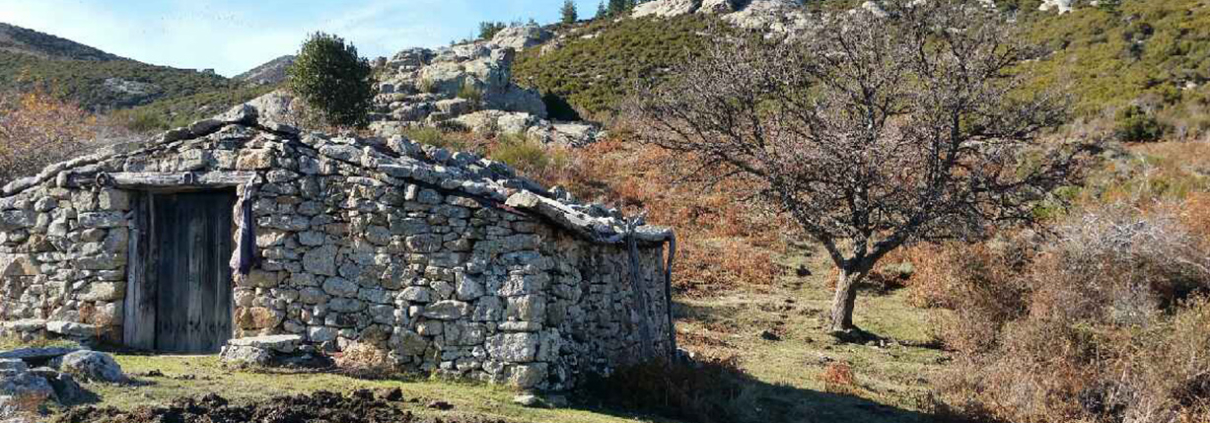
517, 0, 1210, 140
0, 22, 122, 61
514, 15, 720, 118
0, 22, 240, 112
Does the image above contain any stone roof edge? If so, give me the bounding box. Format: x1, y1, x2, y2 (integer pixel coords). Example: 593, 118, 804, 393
1, 105, 675, 247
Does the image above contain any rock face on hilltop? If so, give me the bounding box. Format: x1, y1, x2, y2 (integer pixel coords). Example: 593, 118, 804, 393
1038, 0, 1075, 13
633, 0, 701, 18
489, 24, 553, 51
368, 26, 606, 147
236, 55, 296, 86
371, 44, 544, 128
631, 0, 808, 32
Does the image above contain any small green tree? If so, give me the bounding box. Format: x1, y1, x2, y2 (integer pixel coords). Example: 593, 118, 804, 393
478, 21, 507, 40
561, 0, 579, 24
286, 32, 374, 128
608, 0, 628, 16
597, 0, 608, 18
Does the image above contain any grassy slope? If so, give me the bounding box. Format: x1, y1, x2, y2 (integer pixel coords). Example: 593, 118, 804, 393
674, 245, 945, 423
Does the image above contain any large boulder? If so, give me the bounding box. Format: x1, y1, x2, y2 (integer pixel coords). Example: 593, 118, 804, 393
489, 24, 552, 51
0, 367, 56, 405
52, 351, 125, 383
454, 111, 541, 136
1038, 0, 1074, 13
244, 90, 302, 127
527, 122, 605, 147
633, 0, 700, 18
28, 368, 87, 405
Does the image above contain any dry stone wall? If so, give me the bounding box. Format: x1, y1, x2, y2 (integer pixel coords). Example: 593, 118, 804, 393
0, 104, 675, 390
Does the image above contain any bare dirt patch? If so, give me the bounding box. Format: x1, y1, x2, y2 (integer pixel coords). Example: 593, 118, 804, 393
52, 389, 506, 423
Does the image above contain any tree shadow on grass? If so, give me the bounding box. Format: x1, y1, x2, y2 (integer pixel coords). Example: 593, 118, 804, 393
640, 299, 948, 423
566, 362, 937, 423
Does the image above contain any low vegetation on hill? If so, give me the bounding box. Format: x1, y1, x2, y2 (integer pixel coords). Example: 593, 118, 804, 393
513, 14, 721, 118
0, 51, 236, 112
1018, 0, 1210, 141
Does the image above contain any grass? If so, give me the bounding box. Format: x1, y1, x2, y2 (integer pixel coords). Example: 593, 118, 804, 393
5, 238, 948, 423
673, 243, 946, 423
83, 355, 669, 423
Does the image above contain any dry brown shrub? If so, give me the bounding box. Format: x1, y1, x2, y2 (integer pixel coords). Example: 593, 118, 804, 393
820, 362, 856, 394
536, 138, 787, 295
925, 203, 1210, 423
0, 88, 107, 186
1, 391, 49, 419
334, 342, 394, 376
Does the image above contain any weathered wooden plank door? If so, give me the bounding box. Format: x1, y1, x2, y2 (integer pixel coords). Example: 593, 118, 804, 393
148, 191, 236, 353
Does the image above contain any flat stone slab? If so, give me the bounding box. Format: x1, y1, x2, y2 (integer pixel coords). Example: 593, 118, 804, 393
0, 347, 83, 362
227, 335, 302, 353
46, 321, 98, 338
0, 359, 27, 372
2, 319, 47, 332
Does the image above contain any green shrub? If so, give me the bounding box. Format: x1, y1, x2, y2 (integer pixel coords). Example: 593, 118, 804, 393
403, 127, 468, 151
455, 81, 483, 106
286, 32, 374, 129
1114, 104, 1166, 142
489, 133, 552, 173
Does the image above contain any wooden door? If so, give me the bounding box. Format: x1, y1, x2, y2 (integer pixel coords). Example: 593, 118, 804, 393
146, 191, 236, 353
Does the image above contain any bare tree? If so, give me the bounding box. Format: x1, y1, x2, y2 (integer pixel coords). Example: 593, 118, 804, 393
628, 0, 1099, 335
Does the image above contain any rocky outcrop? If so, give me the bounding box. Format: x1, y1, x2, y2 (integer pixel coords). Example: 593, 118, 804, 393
1039, 0, 1075, 13
633, 0, 700, 18
489, 24, 553, 51
371, 43, 547, 129
367, 40, 606, 147
622, 0, 810, 33
722, 0, 808, 33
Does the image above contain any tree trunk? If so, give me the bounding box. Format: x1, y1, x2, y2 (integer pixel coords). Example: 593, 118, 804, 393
830, 266, 865, 333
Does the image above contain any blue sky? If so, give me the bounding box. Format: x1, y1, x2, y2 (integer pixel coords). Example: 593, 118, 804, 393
0, 0, 603, 77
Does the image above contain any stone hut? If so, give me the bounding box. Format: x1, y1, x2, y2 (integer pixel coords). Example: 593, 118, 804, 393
0, 104, 676, 390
